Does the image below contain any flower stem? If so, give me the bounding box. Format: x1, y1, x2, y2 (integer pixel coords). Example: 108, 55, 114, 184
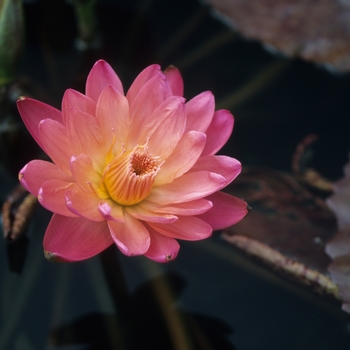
99, 245, 132, 350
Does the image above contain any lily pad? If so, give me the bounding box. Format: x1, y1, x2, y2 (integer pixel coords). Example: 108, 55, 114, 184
206, 0, 350, 72
223, 166, 338, 298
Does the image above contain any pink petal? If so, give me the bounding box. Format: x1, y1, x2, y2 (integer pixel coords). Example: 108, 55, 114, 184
126, 64, 162, 106
155, 131, 206, 186
62, 89, 96, 125
85, 60, 124, 102
140, 198, 213, 216
148, 171, 226, 205
202, 109, 234, 156
70, 154, 101, 194
17, 97, 63, 151
190, 155, 242, 185
149, 216, 212, 241
108, 213, 150, 256
65, 108, 105, 170
98, 200, 125, 222
127, 74, 173, 145
96, 85, 130, 150
38, 119, 72, 174
164, 65, 184, 96
146, 97, 186, 159
197, 191, 249, 230
44, 214, 112, 262
65, 188, 104, 221
144, 225, 180, 262
185, 91, 215, 132
19, 160, 73, 196
39, 180, 77, 217
126, 205, 178, 223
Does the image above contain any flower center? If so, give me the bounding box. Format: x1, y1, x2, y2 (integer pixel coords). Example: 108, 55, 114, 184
102, 144, 162, 206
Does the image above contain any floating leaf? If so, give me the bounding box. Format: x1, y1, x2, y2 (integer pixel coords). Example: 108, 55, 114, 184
223, 167, 338, 298
206, 0, 350, 72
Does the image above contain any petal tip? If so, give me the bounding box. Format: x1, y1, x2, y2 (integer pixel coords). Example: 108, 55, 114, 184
44, 250, 66, 263
18, 164, 26, 181
147, 249, 179, 263
164, 252, 177, 262
94, 59, 107, 67
17, 95, 26, 102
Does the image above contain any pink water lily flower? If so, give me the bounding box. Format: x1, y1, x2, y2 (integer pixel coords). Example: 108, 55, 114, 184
18, 60, 248, 262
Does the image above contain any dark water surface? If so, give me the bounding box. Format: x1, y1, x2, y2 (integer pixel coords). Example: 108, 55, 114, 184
1, 0, 350, 349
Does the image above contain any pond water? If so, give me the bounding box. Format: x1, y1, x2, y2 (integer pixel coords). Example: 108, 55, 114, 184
1, 0, 350, 349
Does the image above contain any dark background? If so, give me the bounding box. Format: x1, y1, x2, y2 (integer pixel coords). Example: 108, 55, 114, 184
1, 0, 350, 349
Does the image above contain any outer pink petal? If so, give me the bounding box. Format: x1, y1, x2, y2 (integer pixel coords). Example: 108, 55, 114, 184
185, 91, 214, 132
140, 198, 213, 216
96, 85, 130, 150
149, 216, 212, 241
39, 180, 77, 217
17, 97, 63, 151
197, 192, 249, 230
202, 109, 234, 156
43, 214, 112, 262
62, 89, 96, 125
126, 205, 178, 223
65, 108, 105, 170
39, 119, 72, 174
146, 97, 186, 159
85, 60, 124, 102
154, 131, 206, 186
190, 155, 242, 185
108, 213, 150, 256
144, 225, 180, 262
19, 160, 73, 196
98, 200, 125, 222
70, 154, 101, 193
127, 74, 173, 145
126, 64, 162, 106
164, 65, 184, 96
65, 189, 104, 221
64, 109, 84, 155
148, 171, 226, 205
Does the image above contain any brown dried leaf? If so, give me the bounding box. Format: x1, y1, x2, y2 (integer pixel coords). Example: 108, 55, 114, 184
2, 183, 38, 242
206, 0, 350, 72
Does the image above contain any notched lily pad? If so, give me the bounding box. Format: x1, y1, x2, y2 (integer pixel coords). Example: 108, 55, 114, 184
223, 166, 338, 299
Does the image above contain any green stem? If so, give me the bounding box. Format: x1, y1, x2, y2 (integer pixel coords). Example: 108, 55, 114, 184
99, 245, 132, 350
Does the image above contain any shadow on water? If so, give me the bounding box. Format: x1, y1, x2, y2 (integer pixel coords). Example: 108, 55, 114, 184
51, 273, 236, 350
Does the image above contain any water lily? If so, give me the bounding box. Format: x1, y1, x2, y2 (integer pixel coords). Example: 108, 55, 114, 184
18, 60, 248, 262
